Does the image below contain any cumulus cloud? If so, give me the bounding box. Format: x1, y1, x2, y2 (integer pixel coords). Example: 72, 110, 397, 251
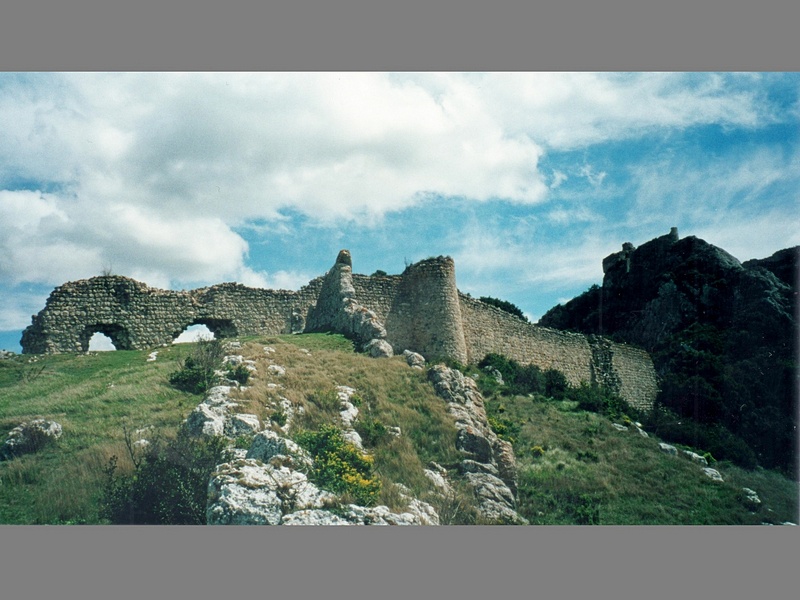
0, 71, 794, 302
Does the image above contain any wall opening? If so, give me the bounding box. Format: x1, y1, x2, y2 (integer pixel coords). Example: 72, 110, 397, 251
81, 323, 133, 352
88, 332, 116, 351
194, 318, 237, 339
173, 324, 215, 344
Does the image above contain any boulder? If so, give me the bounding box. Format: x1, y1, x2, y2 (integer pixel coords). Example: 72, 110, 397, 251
183, 403, 227, 437
682, 450, 708, 466
659, 443, 678, 456
207, 459, 337, 525
702, 467, 724, 482
226, 413, 261, 437
246, 430, 312, 469
364, 338, 393, 358
403, 350, 426, 369
741, 487, 761, 511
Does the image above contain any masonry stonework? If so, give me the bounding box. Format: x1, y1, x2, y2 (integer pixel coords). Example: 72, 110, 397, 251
21, 251, 659, 410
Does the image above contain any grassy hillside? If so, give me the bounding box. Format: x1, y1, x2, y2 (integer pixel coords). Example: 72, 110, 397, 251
1, 334, 796, 525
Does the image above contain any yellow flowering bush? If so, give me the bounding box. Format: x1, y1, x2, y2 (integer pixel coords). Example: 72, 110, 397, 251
294, 424, 381, 506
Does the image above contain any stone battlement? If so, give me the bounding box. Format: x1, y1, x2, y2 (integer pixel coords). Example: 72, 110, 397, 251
21, 251, 658, 411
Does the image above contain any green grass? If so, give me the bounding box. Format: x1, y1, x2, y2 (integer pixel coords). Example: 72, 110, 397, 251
0, 345, 199, 524
481, 392, 798, 525
1, 336, 796, 525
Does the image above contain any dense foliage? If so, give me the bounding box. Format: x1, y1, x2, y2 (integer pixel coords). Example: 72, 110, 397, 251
294, 424, 382, 506
478, 296, 528, 321
101, 429, 230, 524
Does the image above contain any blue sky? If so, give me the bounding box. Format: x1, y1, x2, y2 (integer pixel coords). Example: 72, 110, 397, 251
1, 72, 798, 352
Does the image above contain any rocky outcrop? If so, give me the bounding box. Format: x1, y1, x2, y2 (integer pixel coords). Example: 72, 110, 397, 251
207, 437, 439, 525
1, 419, 63, 460
539, 229, 797, 472
305, 250, 389, 352
427, 365, 527, 524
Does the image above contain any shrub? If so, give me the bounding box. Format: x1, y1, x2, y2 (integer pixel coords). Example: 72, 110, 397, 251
478, 296, 528, 321
642, 405, 758, 469
226, 364, 251, 385
354, 416, 388, 448
271, 410, 287, 427
294, 424, 381, 506
477, 353, 546, 396
168, 338, 226, 394
544, 369, 568, 400
568, 382, 629, 420
487, 414, 521, 445
100, 428, 230, 524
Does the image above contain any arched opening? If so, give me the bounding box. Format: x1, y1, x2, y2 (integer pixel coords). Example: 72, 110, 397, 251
173, 323, 215, 344
88, 332, 116, 351
81, 323, 133, 352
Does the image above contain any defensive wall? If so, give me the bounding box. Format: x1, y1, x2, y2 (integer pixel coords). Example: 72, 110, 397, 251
21, 251, 658, 410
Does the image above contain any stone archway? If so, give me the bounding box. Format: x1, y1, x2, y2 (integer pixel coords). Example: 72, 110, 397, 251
80, 323, 133, 352
194, 318, 238, 339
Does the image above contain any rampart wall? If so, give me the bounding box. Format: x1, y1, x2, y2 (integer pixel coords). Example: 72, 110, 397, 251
21, 251, 659, 410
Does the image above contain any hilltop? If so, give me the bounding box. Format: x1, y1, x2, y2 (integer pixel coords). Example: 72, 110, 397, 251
1, 333, 796, 525
540, 229, 798, 475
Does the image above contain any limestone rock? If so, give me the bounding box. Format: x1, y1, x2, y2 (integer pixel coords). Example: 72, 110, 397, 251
460, 459, 499, 477
364, 338, 393, 358
281, 510, 353, 526
741, 487, 761, 511
207, 459, 337, 525
1, 419, 63, 459
424, 463, 453, 496
682, 450, 708, 466
428, 364, 525, 524
659, 443, 678, 456
267, 365, 286, 377
403, 350, 426, 369
227, 413, 261, 437
183, 403, 227, 437
612, 423, 628, 431
246, 430, 312, 469
702, 467, 724, 482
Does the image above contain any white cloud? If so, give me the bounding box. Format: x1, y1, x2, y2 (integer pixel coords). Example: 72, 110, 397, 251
0, 288, 48, 331
0, 71, 794, 332
626, 146, 800, 259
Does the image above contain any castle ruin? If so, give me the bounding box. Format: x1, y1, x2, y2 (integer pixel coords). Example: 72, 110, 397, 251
21, 250, 659, 411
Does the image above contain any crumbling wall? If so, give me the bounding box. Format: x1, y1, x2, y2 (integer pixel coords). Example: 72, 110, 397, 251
20, 276, 321, 353
384, 257, 468, 364
20, 252, 658, 411
459, 295, 594, 385
459, 295, 658, 410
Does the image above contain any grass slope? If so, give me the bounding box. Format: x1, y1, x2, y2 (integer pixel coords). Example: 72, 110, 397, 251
1, 335, 796, 525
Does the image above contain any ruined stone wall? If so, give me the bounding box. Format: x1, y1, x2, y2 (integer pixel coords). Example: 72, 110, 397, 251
351, 274, 403, 323
384, 257, 468, 364
21, 277, 197, 353
21, 276, 323, 353
459, 295, 594, 385
21, 252, 658, 411
459, 295, 658, 410
607, 343, 660, 412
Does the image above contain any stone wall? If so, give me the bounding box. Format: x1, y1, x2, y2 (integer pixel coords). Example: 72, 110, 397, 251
459, 295, 595, 385
458, 296, 658, 409
384, 257, 469, 364
21, 251, 658, 410
21, 276, 322, 353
